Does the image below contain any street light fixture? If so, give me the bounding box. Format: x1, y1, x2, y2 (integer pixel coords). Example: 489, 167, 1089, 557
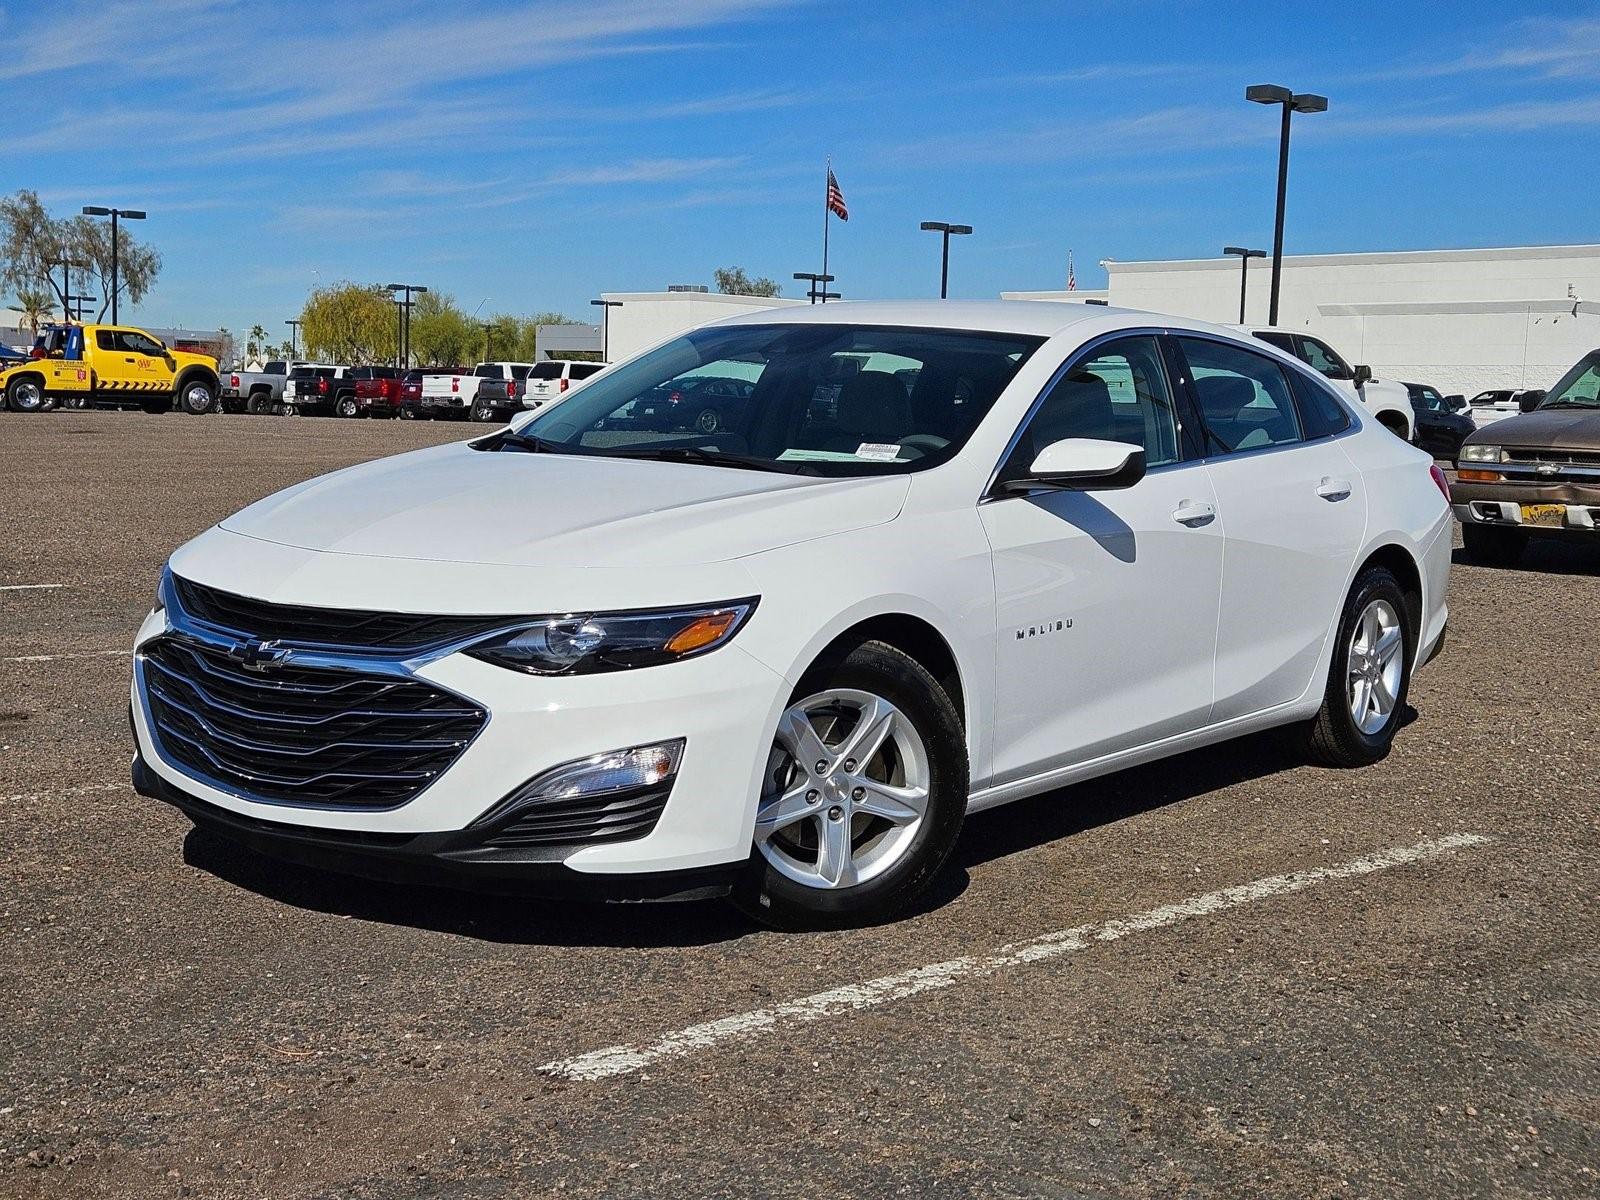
1222, 246, 1267, 324
792, 272, 836, 305
285, 319, 302, 358
919, 222, 972, 300
384, 283, 428, 367
81, 206, 146, 326
589, 299, 622, 360
1245, 84, 1327, 325
46, 256, 89, 321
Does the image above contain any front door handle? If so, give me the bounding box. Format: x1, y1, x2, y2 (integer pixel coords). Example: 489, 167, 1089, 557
1172, 499, 1216, 527
1317, 477, 1353, 502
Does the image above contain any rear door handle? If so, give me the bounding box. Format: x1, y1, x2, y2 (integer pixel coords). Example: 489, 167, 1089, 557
1172, 499, 1216, 527
1317, 477, 1353, 502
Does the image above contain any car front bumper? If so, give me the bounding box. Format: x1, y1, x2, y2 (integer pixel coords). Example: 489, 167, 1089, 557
1451, 477, 1600, 533
129, 604, 792, 883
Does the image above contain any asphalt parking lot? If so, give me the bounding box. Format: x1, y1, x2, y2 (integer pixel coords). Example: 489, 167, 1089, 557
2, 412, 1598, 1199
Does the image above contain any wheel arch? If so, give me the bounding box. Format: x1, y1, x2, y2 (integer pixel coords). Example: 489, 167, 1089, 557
808, 612, 967, 734
174, 365, 220, 393
1355, 542, 1423, 647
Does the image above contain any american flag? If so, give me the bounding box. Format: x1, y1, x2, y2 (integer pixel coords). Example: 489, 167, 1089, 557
826, 169, 849, 221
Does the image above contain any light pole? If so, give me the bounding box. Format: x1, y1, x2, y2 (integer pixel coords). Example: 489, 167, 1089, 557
589, 299, 621, 360
792, 272, 837, 305
1245, 85, 1326, 325
285, 319, 301, 358
66, 292, 97, 321
919, 221, 972, 299
480, 322, 494, 362
384, 284, 428, 367
81, 206, 146, 326
1222, 246, 1266, 324
47, 257, 89, 320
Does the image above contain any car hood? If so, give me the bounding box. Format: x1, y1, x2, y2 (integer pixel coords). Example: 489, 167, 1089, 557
1463, 407, 1600, 450
218, 440, 910, 568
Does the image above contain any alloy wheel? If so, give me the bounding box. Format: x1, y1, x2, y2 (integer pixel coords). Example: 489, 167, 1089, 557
756, 689, 930, 890
9, 380, 44, 412
1347, 598, 1404, 734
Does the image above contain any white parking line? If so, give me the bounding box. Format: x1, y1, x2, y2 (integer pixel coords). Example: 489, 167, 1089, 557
0, 583, 66, 591
2, 649, 131, 664
541, 832, 1491, 1082
1, 781, 127, 805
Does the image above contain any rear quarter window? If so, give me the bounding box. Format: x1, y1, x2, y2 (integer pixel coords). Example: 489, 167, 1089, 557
1288, 370, 1353, 439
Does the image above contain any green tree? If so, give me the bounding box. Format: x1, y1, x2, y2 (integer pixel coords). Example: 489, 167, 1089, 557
0, 191, 70, 310
12, 285, 56, 335
713, 266, 781, 297
68, 213, 161, 322
408, 290, 476, 366
246, 324, 269, 364
301, 282, 397, 364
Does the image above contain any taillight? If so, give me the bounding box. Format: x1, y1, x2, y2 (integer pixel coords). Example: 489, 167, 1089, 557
230, 374, 239, 388
668, 390, 682, 404
560, 377, 569, 392
318, 378, 328, 394
1429, 463, 1451, 501
452, 378, 459, 392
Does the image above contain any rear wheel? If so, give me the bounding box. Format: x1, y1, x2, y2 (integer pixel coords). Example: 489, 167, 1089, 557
246, 393, 273, 415
1461, 522, 1527, 568
6, 377, 47, 412
731, 640, 968, 929
177, 378, 215, 415
694, 407, 721, 434
470, 396, 498, 422
1299, 567, 1413, 767
335, 395, 360, 418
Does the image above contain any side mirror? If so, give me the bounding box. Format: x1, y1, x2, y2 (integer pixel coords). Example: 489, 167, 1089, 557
1353, 364, 1373, 387
1518, 393, 1543, 413
1004, 438, 1147, 492
1444, 394, 1465, 405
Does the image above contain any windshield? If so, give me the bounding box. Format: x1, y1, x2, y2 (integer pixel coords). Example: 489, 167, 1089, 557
1538, 353, 1600, 409
510, 323, 1043, 475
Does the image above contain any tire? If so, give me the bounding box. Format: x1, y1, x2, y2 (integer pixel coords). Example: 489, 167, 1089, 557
470, 396, 498, 422
177, 377, 215, 415
694, 407, 720, 434
5, 376, 48, 412
1299, 566, 1413, 768
398, 406, 416, 420
730, 639, 968, 929
1461, 522, 1527, 568
282, 402, 300, 417
335, 395, 360, 418
246, 394, 273, 416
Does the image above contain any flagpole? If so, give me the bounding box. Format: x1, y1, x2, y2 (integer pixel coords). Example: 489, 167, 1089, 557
821, 157, 831, 304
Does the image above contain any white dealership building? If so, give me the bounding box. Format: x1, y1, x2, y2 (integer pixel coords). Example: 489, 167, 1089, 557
1007, 243, 1600, 396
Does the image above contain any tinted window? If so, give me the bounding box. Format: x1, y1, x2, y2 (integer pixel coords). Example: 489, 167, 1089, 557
1010, 336, 1182, 471
530, 362, 564, 379
1289, 370, 1353, 439
511, 365, 532, 381
1296, 336, 1354, 380
474, 364, 503, 378
1252, 330, 1297, 354
570, 363, 604, 380
1178, 337, 1302, 454
521, 323, 1041, 476
264, 361, 286, 374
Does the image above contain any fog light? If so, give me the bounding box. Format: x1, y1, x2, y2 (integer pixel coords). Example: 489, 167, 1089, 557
471, 740, 684, 828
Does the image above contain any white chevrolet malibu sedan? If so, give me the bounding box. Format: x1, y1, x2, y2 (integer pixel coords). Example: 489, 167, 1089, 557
130, 302, 1453, 927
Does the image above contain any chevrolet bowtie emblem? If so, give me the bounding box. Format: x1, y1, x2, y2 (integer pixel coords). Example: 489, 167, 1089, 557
1536, 463, 1562, 476
226, 637, 291, 672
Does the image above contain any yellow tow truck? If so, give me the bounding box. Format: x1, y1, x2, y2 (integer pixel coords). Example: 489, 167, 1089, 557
0, 323, 220, 414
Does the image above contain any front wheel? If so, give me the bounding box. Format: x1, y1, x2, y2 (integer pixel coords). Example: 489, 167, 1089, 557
1461, 522, 1527, 568
731, 640, 968, 929
1298, 567, 1413, 768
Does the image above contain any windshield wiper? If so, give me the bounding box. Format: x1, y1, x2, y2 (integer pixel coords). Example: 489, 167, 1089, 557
492, 430, 565, 454
603, 445, 796, 473
1540, 399, 1600, 410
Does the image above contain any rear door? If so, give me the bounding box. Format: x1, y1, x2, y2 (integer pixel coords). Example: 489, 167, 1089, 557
1171, 334, 1368, 722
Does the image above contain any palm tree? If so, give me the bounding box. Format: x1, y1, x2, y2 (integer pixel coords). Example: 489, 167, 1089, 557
13, 286, 55, 335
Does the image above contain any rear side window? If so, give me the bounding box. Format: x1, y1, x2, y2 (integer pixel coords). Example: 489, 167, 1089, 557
1288, 371, 1353, 439
1252, 330, 1297, 354
570, 363, 604, 380
264, 361, 286, 374
511, 365, 532, 380
530, 362, 564, 379
474, 364, 503, 378
1177, 337, 1303, 455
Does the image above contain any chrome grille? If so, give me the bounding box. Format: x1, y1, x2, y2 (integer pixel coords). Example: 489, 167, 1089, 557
1503, 448, 1600, 468
141, 638, 485, 808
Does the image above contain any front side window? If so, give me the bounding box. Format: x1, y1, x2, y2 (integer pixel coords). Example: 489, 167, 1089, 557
1540, 354, 1600, 409
1007, 336, 1182, 472
1296, 336, 1354, 381
515, 324, 1042, 475
1178, 337, 1303, 454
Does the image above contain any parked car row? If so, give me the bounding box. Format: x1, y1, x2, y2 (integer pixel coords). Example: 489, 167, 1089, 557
213, 358, 609, 421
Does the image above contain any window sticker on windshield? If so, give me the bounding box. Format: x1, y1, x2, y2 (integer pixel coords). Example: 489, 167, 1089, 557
855, 442, 903, 461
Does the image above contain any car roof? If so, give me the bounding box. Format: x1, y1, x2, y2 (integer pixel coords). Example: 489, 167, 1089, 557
705, 299, 1172, 339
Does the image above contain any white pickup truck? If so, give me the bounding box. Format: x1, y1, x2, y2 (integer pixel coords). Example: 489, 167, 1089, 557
1243, 327, 1415, 442
415, 369, 482, 420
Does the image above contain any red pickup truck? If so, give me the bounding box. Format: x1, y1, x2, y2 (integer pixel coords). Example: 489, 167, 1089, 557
347, 366, 403, 418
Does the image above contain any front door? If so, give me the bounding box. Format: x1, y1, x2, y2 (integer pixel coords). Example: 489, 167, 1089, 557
1171, 335, 1368, 723
980, 335, 1223, 785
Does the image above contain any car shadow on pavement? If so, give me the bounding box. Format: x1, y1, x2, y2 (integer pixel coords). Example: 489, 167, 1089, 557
180, 714, 1416, 945
1451, 541, 1600, 576
180, 828, 754, 949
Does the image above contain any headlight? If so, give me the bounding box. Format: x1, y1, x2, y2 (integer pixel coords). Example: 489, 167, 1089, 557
1459, 444, 1504, 463
466, 599, 757, 675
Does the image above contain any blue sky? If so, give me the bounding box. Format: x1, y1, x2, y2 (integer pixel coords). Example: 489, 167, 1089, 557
2, 0, 1597, 335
